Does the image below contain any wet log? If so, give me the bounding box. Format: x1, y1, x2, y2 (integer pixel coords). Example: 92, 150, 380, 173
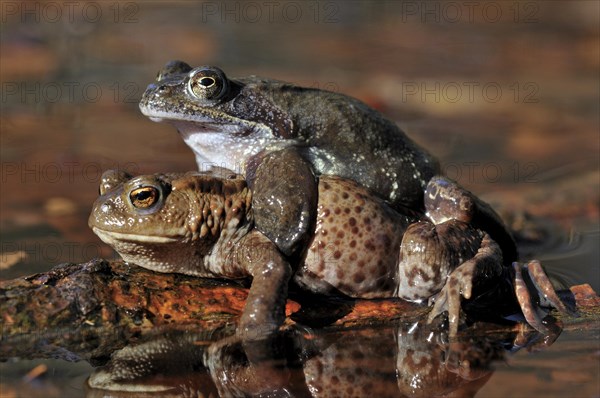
0, 259, 422, 361
0, 259, 598, 362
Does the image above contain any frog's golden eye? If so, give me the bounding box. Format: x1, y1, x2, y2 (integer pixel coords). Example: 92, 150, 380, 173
187, 67, 228, 101
129, 186, 159, 209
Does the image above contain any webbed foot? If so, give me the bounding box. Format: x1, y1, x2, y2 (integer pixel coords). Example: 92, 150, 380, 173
512, 260, 573, 334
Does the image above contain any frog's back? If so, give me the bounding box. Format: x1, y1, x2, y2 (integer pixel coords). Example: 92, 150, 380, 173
294, 176, 417, 298
276, 86, 440, 210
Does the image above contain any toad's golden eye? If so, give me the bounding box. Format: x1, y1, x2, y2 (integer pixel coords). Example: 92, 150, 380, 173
129, 186, 159, 208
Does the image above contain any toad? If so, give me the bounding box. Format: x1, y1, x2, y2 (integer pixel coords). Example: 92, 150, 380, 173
89, 170, 568, 337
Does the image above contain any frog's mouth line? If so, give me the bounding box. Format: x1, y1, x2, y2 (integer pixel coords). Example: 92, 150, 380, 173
92, 227, 180, 244
139, 106, 253, 135
140, 106, 233, 124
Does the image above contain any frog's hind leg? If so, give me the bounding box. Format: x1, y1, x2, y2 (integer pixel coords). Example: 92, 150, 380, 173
512, 260, 573, 334
513, 263, 550, 333
524, 260, 570, 314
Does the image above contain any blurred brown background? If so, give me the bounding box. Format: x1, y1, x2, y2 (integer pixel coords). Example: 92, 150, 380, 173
0, 2, 599, 397
1, 0, 598, 281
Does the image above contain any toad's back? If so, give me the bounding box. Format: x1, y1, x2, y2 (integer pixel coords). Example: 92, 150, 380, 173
294, 177, 417, 298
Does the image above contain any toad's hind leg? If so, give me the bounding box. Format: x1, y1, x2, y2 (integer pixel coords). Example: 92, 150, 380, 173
395, 220, 484, 303
396, 219, 503, 337
426, 234, 504, 337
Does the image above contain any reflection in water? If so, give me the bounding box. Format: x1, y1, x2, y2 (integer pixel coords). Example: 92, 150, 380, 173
86, 322, 559, 397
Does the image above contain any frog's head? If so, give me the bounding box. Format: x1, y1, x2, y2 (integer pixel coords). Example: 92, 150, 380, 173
89, 169, 251, 275
139, 61, 295, 172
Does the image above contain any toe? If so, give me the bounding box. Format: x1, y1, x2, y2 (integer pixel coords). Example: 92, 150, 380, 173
513, 262, 550, 334
427, 289, 448, 324
427, 275, 463, 337
447, 276, 462, 336
526, 260, 572, 315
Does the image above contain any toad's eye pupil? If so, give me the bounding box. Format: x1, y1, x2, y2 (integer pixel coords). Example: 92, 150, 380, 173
135, 190, 151, 200
199, 77, 215, 87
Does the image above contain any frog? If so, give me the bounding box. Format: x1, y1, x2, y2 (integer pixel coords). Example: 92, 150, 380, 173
89, 169, 568, 338
139, 61, 517, 263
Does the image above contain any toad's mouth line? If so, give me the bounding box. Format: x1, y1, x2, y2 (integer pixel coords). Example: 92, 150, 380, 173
92, 227, 180, 244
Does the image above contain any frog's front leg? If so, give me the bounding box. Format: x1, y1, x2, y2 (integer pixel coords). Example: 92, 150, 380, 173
227, 230, 292, 339
247, 148, 318, 256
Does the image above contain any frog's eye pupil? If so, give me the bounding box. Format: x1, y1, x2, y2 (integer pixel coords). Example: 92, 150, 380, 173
199, 77, 216, 88
130, 187, 159, 209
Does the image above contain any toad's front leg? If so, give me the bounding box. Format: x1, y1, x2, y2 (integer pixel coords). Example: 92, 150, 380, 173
226, 230, 292, 339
